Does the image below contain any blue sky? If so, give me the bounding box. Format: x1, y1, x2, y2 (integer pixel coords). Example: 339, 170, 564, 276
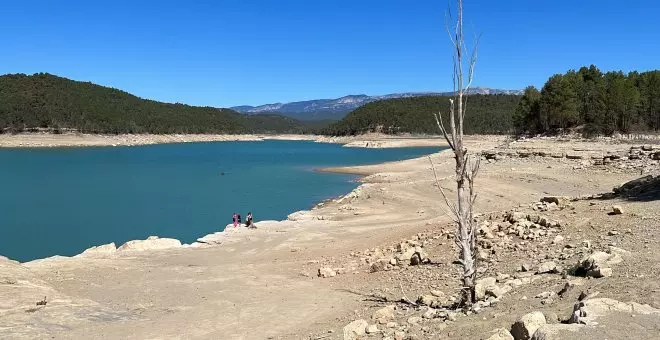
1, 0, 658, 107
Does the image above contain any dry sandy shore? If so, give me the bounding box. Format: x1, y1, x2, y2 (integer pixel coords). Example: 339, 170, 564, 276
1, 136, 659, 339
0, 132, 450, 148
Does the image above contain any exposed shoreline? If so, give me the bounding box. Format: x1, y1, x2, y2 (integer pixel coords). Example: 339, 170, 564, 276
3, 135, 659, 339
0, 132, 450, 149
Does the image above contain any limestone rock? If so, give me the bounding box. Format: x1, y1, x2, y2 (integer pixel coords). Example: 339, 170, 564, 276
373, 305, 396, 322
117, 237, 181, 252
407, 316, 422, 325
422, 308, 437, 319
540, 196, 570, 207
511, 311, 546, 340
365, 324, 379, 334
430, 290, 445, 298
487, 284, 512, 298
530, 324, 582, 340
77, 242, 116, 257
487, 328, 514, 340
551, 235, 564, 245
343, 319, 368, 340
475, 277, 497, 301
576, 251, 622, 277
417, 295, 437, 307
611, 205, 624, 215
409, 246, 429, 266
370, 261, 386, 273
536, 261, 557, 274
569, 298, 660, 326
318, 267, 336, 278
586, 267, 612, 278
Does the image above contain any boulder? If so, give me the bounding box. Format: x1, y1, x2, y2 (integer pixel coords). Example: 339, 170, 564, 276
540, 196, 570, 207
370, 261, 386, 273
430, 290, 445, 298
417, 295, 437, 306
409, 246, 429, 266
551, 235, 564, 245
318, 267, 337, 278
422, 308, 437, 319
343, 319, 368, 340
576, 251, 622, 277
530, 324, 582, 340
586, 267, 612, 278
508, 212, 528, 223
487, 284, 512, 298
487, 328, 514, 340
365, 324, 379, 334
611, 205, 624, 215
536, 261, 557, 274
475, 277, 497, 301
511, 311, 546, 340
373, 305, 396, 322
117, 237, 181, 252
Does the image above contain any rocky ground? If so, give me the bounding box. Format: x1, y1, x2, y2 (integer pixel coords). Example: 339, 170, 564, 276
1, 135, 659, 339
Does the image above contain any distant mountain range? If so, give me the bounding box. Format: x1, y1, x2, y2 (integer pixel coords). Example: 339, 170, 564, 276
231, 87, 523, 121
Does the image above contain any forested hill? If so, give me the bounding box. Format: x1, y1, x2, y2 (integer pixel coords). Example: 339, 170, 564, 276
0, 73, 306, 134
321, 94, 521, 135
513, 66, 660, 135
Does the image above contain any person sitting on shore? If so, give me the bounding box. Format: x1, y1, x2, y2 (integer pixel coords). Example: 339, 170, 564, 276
246, 212, 254, 228
232, 212, 238, 228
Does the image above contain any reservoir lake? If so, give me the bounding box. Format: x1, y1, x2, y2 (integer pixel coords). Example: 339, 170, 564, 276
0, 140, 440, 262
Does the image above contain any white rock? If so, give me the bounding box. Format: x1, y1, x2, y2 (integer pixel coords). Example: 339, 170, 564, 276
365, 324, 379, 334
117, 237, 181, 252
487, 328, 514, 340
536, 261, 557, 274
76, 242, 116, 257
343, 319, 368, 340
373, 305, 396, 321
511, 311, 547, 340
318, 267, 336, 278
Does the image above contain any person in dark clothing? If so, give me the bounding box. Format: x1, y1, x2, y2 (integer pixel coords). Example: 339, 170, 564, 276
237, 214, 242, 225
246, 212, 253, 228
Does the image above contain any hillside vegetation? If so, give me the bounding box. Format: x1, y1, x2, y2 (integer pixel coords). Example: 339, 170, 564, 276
514, 66, 660, 135
322, 94, 521, 135
0, 73, 306, 134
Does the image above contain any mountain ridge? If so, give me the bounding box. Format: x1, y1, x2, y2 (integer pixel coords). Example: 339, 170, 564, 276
231, 87, 523, 121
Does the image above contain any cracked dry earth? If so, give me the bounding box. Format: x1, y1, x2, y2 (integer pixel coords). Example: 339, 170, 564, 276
1, 136, 660, 339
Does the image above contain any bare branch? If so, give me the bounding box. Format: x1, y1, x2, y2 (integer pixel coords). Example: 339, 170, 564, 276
428, 156, 460, 222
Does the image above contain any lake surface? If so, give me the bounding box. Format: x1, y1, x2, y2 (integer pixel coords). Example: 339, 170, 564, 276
0, 140, 440, 262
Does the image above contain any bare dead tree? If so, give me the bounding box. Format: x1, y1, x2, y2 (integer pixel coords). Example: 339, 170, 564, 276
433, 0, 481, 307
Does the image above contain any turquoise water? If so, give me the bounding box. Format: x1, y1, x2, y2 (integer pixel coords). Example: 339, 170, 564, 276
0, 140, 440, 262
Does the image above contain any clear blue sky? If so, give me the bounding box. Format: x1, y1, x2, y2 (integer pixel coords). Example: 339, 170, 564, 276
2, 0, 658, 107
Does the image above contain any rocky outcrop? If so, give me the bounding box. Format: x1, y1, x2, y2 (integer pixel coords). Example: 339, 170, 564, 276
75, 242, 117, 257
117, 236, 181, 252
501, 298, 660, 340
